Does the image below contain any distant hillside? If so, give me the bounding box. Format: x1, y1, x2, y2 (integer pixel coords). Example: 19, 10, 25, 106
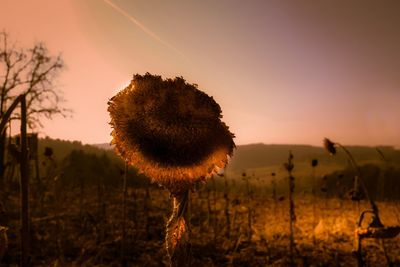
91, 141, 400, 175
228, 144, 325, 171
33, 138, 400, 193
34, 138, 400, 197
38, 137, 119, 163
227, 143, 400, 172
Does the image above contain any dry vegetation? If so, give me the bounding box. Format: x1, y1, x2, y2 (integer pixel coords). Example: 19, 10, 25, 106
1, 173, 400, 266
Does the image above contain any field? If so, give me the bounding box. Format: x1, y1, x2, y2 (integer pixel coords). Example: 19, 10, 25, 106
1, 174, 400, 267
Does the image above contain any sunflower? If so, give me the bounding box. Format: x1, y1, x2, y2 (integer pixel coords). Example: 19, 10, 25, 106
323, 137, 337, 155
108, 73, 235, 194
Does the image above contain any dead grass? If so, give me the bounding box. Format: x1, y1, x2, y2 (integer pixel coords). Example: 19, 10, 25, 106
1, 184, 400, 266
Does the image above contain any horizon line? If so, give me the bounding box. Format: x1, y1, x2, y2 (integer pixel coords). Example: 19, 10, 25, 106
36, 135, 400, 150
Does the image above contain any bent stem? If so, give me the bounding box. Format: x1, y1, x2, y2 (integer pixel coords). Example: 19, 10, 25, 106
166, 190, 191, 267
337, 143, 383, 227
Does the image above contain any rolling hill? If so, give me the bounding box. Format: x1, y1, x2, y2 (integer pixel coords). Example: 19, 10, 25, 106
91, 141, 400, 177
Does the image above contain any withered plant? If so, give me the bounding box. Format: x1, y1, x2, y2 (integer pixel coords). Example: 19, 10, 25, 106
108, 73, 235, 266
242, 171, 253, 242
323, 138, 381, 224
284, 151, 296, 266
311, 159, 318, 245
121, 162, 128, 266
323, 138, 400, 267
221, 173, 231, 239
211, 176, 217, 242
270, 172, 277, 201
375, 147, 388, 201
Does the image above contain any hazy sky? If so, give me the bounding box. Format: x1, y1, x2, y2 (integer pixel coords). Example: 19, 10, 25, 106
1, 0, 400, 147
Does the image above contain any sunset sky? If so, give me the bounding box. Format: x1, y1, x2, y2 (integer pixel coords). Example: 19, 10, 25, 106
1, 0, 400, 147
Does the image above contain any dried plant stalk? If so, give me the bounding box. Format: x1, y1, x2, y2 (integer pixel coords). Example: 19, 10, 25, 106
144, 184, 151, 238
108, 74, 235, 266
311, 159, 318, 245
323, 138, 400, 267
271, 172, 277, 211
223, 174, 231, 239
166, 190, 191, 267
284, 151, 296, 266
121, 162, 128, 267
242, 172, 253, 242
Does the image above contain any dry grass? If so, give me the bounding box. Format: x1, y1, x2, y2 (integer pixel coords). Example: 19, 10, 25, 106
1, 182, 400, 266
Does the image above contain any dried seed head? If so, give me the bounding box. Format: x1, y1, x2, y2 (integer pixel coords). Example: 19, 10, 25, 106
323, 138, 337, 155
44, 147, 53, 157
311, 159, 318, 167
284, 151, 294, 171
284, 163, 294, 172
108, 73, 235, 194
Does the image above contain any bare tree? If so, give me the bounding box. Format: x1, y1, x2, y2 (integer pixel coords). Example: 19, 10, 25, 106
0, 30, 69, 180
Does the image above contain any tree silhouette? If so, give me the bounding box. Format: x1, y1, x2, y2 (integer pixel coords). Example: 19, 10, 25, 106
0, 31, 69, 180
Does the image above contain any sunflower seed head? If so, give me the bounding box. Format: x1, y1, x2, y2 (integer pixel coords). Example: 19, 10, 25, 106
108, 73, 235, 192
323, 138, 337, 155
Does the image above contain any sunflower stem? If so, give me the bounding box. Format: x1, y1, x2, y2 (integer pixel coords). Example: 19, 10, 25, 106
336, 143, 382, 226
121, 161, 127, 267
166, 190, 191, 267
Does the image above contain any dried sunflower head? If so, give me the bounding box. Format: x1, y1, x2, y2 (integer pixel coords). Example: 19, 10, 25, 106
323, 138, 337, 155
311, 159, 318, 167
108, 73, 235, 195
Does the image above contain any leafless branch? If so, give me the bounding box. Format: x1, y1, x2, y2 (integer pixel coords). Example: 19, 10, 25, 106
0, 30, 70, 129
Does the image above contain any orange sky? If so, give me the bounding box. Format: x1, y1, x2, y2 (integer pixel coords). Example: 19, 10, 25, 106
1, 0, 400, 147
